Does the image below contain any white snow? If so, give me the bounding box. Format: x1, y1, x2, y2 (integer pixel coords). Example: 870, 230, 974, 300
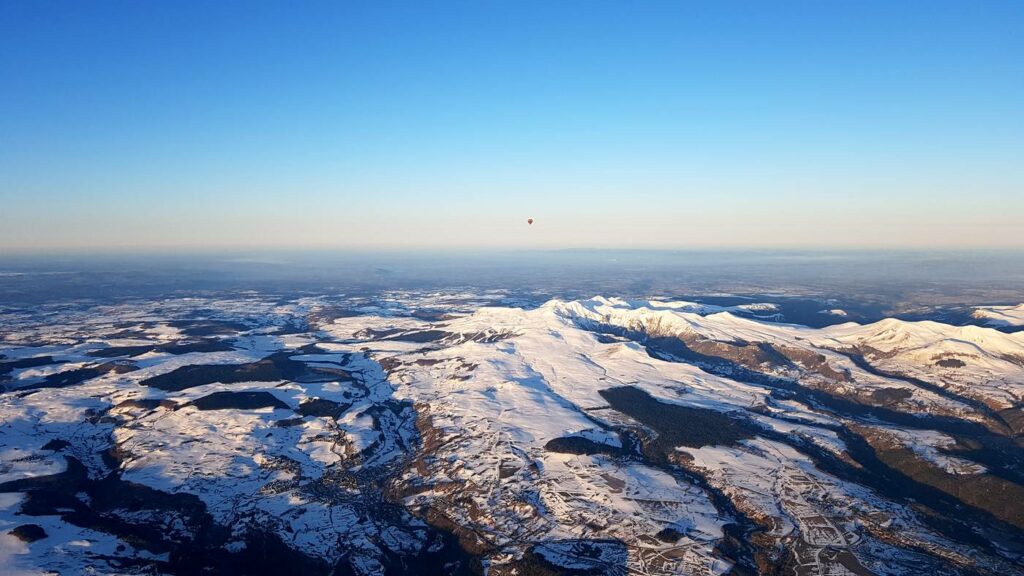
972, 304, 1024, 328
1, 293, 1016, 575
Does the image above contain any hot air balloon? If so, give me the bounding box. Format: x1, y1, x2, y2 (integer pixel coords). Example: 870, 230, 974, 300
527, 218, 534, 225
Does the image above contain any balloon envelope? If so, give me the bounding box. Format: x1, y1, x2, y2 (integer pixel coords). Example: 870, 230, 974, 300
527, 218, 534, 225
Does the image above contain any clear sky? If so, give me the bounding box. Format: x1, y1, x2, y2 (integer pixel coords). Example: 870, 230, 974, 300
1, 1, 1022, 251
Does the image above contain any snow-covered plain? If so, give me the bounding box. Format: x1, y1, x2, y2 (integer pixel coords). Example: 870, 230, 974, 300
2, 292, 1023, 575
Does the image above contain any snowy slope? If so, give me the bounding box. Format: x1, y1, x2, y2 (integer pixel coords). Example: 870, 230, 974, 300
972, 304, 1024, 328
2, 293, 1022, 575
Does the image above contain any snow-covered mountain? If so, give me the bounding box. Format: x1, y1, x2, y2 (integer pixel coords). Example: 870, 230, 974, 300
2, 293, 1023, 575
972, 304, 1024, 328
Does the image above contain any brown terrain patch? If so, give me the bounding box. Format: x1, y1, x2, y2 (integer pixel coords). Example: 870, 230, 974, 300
853, 424, 1024, 530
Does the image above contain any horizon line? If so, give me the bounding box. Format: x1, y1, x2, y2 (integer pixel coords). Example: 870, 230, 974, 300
3, 245, 1024, 258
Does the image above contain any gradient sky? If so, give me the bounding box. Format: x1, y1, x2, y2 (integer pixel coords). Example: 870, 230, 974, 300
2, 1, 1022, 251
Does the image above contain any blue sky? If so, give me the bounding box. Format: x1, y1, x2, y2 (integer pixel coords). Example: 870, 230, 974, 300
1, 1, 1022, 251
